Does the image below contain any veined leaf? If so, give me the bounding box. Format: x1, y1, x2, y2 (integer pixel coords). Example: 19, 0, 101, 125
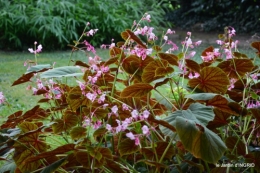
175, 116, 227, 164
40, 66, 83, 78
158, 53, 178, 66
188, 67, 229, 94
185, 59, 201, 73
70, 127, 87, 140
26, 64, 51, 74
118, 138, 139, 156
120, 83, 153, 98
40, 157, 67, 173
126, 29, 147, 48
52, 112, 78, 134
217, 59, 254, 79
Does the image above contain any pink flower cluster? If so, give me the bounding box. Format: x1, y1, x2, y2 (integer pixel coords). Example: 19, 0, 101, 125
28, 42, 42, 54
102, 106, 152, 146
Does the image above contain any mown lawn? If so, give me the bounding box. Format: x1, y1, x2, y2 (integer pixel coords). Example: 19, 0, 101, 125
0, 49, 108, 122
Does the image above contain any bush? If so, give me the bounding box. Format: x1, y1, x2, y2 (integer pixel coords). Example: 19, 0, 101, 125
0, 0, 171, 50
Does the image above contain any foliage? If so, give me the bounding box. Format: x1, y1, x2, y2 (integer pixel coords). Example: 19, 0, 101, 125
0, 0, 170, 50
167, 0, 260, 33
1, 13, 260, 173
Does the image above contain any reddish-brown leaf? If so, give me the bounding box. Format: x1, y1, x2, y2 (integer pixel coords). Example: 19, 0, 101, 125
13, 122, 48, 172
201, 46, 214, 57
70, 126, 87, 140
121, 31, 129, 40
104, 57, 118, 66
122, 55, 140, 74
109, 47, 125, 59
154, 78, 170, 89
207, 109, 231, 129
52, 112, 78, 134
120, 83, 153, 98
206, 95, 238, 115
75, 60, 90, 68
67, 86, 90, 111
226, 136, 246, 156
251, 41, 260, 57
118, 138, 139, 156
233, 52, 248, 58
24, 144, 75, 164
158, 53, 179, 66
188, 67, 230, 94
250, 108, 260, 123
185, 59, 201, 73
155, 66, 174, 77
153, 45, 162, 52
142, 59, 164, 83
126, 29, 147, 48
217, 59, 254, 79
12, 72, 35, 86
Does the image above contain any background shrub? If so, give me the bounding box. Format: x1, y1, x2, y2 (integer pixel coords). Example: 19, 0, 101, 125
0, 0, 171, 50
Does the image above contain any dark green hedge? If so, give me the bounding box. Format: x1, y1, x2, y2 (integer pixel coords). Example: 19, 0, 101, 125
0, 0, 171, 50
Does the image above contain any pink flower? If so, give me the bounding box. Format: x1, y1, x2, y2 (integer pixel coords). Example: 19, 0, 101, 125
93, 120, 102, 129
163, 35, 168, 41
126, 132, 135, 140
86, 92, 97, 102
111, 105, 118, 114
36, 44, 42, 53
142, 110, 150, 119
186, 38, 192, 47
216, 40, 223, 45
122, 103, 129, 111
195, 40, 202, 46
28, 48, 34, 53
98, 93, 106, 103
142, 125, 150, 135
0, 92, 6, 104
86, 29, 98, 36
84, 40, 96, 54
100, 44, 107, 49
131, 110, 139, 119
187, 32, 191, 36
166, 29, 175, 34
106, 124, 112, 131
135, 137, 140, 145
143, 14, 151, 22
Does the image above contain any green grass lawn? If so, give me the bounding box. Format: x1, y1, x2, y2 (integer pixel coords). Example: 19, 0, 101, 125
0, 49, 109, 122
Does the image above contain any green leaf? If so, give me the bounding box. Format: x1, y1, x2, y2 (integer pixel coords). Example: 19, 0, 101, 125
0, 160, 16, 173
26, 64, 52, 74
40, 66, 83, 78
40, 157, 67, 173
175, 116, 227, 164
188, 103, 215, 126
185, 93, 234, 102
160, 103, 214, 137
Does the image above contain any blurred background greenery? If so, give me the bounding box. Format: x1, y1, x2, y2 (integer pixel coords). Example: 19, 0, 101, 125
1, 0, 259, 51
